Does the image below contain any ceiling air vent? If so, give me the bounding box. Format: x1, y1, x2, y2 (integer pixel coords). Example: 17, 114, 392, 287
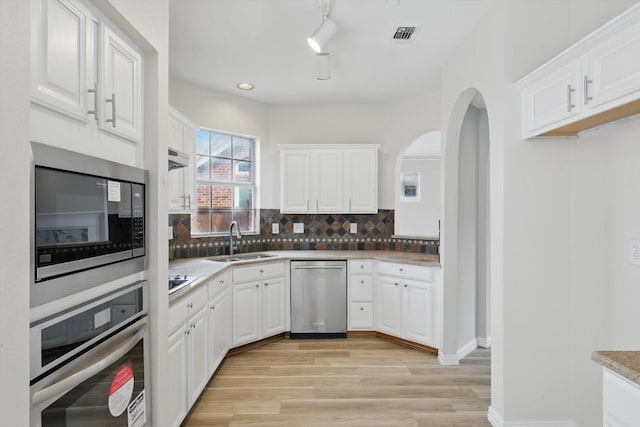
393, 26, 417, 41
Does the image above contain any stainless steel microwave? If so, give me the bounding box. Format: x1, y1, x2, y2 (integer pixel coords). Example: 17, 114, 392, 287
31, 143, 148, 308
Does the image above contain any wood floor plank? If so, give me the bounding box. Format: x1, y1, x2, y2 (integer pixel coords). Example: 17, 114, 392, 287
182, 336, 491, 427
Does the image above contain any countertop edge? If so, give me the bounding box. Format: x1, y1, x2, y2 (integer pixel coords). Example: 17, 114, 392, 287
592, 350, 640, 387
168, 250, 440, 303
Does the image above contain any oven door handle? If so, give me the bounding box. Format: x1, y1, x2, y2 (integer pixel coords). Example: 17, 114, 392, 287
32, 321, 146, 407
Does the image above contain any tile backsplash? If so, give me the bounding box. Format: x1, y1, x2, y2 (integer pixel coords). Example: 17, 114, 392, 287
169, 209, 439, 260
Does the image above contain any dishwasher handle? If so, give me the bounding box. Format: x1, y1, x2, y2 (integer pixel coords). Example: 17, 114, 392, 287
292, 265, 345, 270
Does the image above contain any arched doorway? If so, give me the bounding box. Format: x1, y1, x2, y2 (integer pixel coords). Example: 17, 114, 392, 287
440, 89, 491, 365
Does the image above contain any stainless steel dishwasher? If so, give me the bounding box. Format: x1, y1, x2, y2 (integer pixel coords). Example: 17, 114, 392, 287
290, 260, 347, 338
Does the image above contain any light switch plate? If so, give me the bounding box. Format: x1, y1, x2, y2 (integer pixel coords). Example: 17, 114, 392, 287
350, 223, 357, 233
272, 223, 279, 234
293, 223, 304, 233
630, 239, 640, 265
168, 226, 174, 240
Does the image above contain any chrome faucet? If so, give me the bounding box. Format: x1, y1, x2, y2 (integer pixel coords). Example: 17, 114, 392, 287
229, 221, 242, 255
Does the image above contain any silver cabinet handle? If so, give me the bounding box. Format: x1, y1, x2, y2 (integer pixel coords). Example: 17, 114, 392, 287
181, 195, 187, 210
584, 76, 593, 105
360, 306, 364, 311
105, 92, 116, 127
404, 284, 408, 288
360, 280, 364, 284
87, 83, 98, 122
210, 306, 215, 310
566, 84, 575, 112
360, 265, 364, 269
260, 269, 264, 273
186, 194, 191, 210
399, 268, 404, 272
264, 282, 269, 287
255, 284, 259, 288
394, 282, 398, 286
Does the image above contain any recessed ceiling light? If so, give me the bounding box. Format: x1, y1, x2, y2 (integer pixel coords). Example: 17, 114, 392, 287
236, 83, 254, 91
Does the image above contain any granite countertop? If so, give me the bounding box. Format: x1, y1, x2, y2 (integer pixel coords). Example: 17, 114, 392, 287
592, 351, 640, 386
168, 250, 440, 303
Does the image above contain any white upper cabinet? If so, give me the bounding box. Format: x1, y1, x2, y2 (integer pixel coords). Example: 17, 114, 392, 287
517, 4, 640, 138
31, 0, 143, 143
280, 150, 312, 213
586, 17, 640, 108
101, 25, 143, 142
344, 148, 378, 213
522, 61, 583, 135
168, 107, 197, 212
279, 144, 379, 214
31, 0, 90, 121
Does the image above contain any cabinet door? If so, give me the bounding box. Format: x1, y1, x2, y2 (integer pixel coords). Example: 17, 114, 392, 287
31, 0, 89, 121
280, 150, 311, 213
375, 277, 401, 336
101, 25, 143, 142
344, 149, 378, 213
314, 150, 344, 213
187, 305, 208, 407
522, 61, 582, 134
262, 277, 286, 338
402, 280, 435, 346
232, 281, 262, 347
348, 302, 373, 330
208, 290, 230, 377
587, 18, 640, 108
168, 327, 187, 427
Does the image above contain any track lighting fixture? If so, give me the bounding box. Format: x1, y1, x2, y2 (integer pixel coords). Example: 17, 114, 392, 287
316, 52, 331, 80
307, 0, 337, 54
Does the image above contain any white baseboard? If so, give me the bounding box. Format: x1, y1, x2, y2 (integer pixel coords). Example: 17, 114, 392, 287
438, 352, 459, 366
487, 408, 577, 427
457, 337, 478, 359
488, 407, 503, 427
478, 336, 492, 348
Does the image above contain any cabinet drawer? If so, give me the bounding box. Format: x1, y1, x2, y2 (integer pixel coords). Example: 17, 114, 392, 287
349, 260, 373, 274
349, 276, 373, 301
349, 302, 373, 330
169, 285, 207, 333
208, 270, 231, 300
233, 261, 285, 283
377, 262, 434, 282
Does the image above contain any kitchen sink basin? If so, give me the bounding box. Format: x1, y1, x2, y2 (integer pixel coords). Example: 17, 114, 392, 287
208, 253, 278, 263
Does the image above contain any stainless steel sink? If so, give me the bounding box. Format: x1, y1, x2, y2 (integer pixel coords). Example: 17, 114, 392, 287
208, 253, 278, 263
168, 275, 198, 294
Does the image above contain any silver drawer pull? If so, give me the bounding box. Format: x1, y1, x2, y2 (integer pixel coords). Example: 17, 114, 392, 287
566, 84, 575, 112
87, 83, 98, 122
584, 75, 593, 104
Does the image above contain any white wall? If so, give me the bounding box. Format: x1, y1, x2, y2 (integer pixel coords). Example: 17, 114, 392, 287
397, 158, 440, 237
440, 0, 638, 425
0, 1, 31, 425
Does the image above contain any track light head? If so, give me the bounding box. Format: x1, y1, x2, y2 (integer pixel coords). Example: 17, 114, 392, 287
316, 52, 331, 80
307, 18, 337, 53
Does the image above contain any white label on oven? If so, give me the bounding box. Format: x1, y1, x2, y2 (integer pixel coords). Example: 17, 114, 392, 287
94, 307, 111, 329
109, 365, 134, 417
128, 389, 146, 427
107, 181, 121, 202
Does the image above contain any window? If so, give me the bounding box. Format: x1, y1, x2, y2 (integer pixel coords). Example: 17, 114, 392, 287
192, 130, 257, 235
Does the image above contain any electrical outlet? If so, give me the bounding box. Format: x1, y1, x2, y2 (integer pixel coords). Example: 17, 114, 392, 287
272, 223, 279, 234
630, 239, 640, 265
168, 226, 174, 240
350, 223, 357, 233
293, 223, 304, 233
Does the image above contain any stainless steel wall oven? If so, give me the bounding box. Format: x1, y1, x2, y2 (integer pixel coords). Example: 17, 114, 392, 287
31, 143, 147, 308
30, 281, 149, 427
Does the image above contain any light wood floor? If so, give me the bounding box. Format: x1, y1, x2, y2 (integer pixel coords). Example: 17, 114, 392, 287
183, 336, 491, 427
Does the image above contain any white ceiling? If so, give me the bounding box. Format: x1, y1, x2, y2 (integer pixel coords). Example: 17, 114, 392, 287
169, 0, 493, 105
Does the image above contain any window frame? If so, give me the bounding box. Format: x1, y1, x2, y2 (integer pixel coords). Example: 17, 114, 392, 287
191, 128, 259, 237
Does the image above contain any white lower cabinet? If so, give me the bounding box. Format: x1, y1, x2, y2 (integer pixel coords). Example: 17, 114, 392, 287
207, 271, 231, 377
348, 260, 374, 330
375, 262, 439, 348
603, 368, 640, 427
232, 262, 286, 348
167, 286, 208, 427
